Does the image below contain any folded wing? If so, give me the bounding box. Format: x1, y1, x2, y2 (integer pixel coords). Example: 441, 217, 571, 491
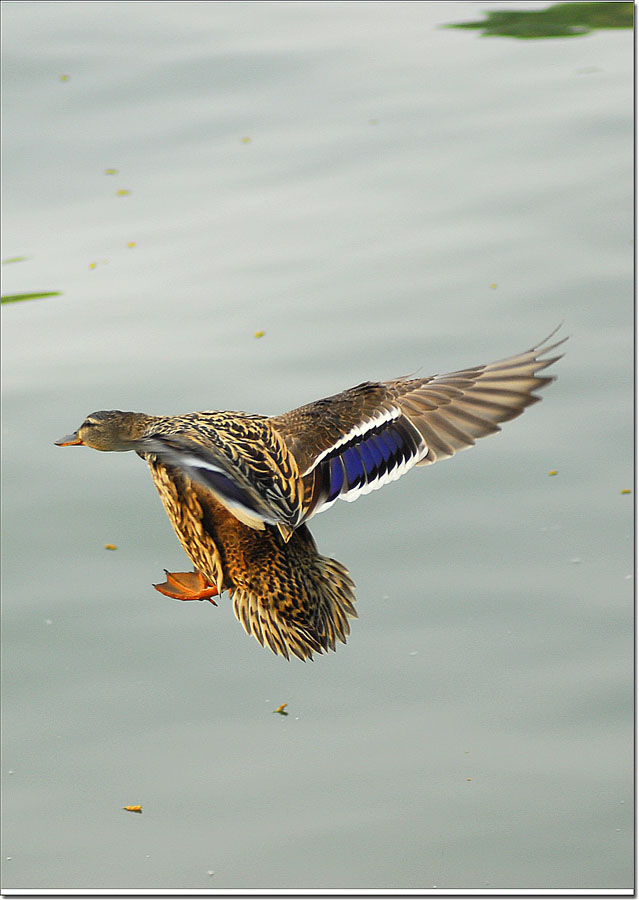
136, 426, 302, 533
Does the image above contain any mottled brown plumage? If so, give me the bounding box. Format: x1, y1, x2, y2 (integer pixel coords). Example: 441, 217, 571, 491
55, 331, 564, 660
147, 455, 355, 659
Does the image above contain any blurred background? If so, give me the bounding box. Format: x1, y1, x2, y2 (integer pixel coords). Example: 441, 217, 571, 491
2, 1, 633, 891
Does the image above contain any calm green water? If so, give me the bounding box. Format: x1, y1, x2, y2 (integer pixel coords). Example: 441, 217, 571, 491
2, 1, 633, 892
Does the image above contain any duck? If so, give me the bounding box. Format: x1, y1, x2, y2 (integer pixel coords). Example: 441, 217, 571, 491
55, 331, 565, 660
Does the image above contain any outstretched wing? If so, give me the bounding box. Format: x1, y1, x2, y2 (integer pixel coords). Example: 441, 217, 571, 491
270, 331, 566, 522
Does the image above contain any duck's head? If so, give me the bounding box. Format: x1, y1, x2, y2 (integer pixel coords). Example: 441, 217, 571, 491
55, 410, 149, 452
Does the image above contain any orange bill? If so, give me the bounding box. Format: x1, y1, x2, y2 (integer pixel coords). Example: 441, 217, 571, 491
55, 432, 83, 446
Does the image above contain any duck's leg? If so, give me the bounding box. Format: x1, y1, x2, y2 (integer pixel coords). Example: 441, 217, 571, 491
153, 569, 218, 604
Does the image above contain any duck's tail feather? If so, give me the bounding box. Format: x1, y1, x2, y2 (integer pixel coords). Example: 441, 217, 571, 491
230, 524, 357, 660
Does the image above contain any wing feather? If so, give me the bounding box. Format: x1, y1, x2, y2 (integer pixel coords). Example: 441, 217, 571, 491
271, 331, 565, 520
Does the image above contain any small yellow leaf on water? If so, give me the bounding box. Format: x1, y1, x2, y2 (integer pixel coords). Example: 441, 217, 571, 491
621, 489, 631, 494
104, 168, 118, 175
490, 283, 497, 289
104, 544, 117, 551
241, 137, 251, 144
273, 703, 288, 716
59, 74, 70, 82
89, 262, 97, 270
123, 805, 142, 814
116, 189, 131, 197
254, 330, 265, 339
127, 241, 136, 248
548, 470, 558, 476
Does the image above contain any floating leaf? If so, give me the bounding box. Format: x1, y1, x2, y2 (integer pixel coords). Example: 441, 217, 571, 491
104, 544, 117, 551
548, 470, 558, 476
621, 489, 631, 495
2, 256, 30, 265
445, 2, 632, 40
104, 168, 118, 175
116, 189, 131, 197
123, 805, 142, 814
254, 330, 265, 339
59, 74, 70, 82
241, 137, 251, 144
1, 291, 61, 305
127, 241, 136, 248
273, 703, 288, 716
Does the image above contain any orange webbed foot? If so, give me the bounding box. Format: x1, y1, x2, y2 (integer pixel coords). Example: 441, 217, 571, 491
153, 570, 219, 604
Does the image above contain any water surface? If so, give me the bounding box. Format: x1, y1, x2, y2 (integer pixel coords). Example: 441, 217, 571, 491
1, 1, 633, 892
